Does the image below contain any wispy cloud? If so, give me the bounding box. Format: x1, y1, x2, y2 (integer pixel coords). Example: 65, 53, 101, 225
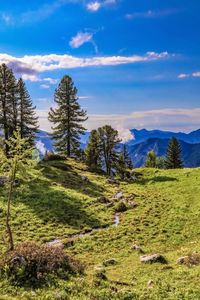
1, 13, 12, 24
0, 51, 171, 74
87, 1, 101, 12
22, 74, 58, 84
36, 107, 200, 134
69, 30, 99, 53
178, 72, 200, 79
125, 9, 177, 20
87, 0, 116, 12
69, 32, 93, 48
40, 84, 50, 89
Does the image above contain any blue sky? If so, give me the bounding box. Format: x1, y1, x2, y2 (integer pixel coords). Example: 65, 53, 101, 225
0, 0, 200, 137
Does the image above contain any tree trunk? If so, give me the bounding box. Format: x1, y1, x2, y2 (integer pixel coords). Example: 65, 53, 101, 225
6, 160, 17, 251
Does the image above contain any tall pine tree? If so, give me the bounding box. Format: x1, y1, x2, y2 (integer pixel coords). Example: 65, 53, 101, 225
17, 78, 38, 146
85, 129, 101, 172
165, 137, 183, 169
48, 75, 88, 157
97, 125, 121, 176
0, 64, 17, 155
116, 144, 133, 179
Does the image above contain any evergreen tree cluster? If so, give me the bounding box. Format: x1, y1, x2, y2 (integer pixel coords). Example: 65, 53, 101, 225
0, 64, 38, 155
144, 137, 183, 169
85, 125, 133, 177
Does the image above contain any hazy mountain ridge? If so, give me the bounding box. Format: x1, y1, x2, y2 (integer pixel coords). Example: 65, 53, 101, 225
129, 138, 200, 167
36, 129, 200, 167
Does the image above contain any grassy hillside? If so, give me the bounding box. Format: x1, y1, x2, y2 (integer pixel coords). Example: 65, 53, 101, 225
0, 159, 200, 299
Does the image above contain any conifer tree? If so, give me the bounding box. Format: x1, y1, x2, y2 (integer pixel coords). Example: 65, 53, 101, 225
17, 78, 38, 146
0, 131, 35, 250
116, 144, 133, 179
0, 64, 17, 155
97, 125, 121, 176
145, 150, 157, 168
165, 137, 183, 169
48, 75, 88, 156
85, 129, 101, 171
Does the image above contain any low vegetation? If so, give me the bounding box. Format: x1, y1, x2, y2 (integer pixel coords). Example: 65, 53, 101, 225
0, 159, 200, 299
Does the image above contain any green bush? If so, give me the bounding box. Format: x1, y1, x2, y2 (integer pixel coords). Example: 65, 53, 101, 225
0, 242, 84, 286
114, 201, 127, 213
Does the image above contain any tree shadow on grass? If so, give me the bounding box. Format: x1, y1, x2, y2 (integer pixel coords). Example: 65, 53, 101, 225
16, 176, 103, 230
137, 176, 177, 185
39, 161, 104, 198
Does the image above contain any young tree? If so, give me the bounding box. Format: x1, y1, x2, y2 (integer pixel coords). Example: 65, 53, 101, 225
85, 129, 102, 172
165, 137, 183, 169
17, 78, 38, 146
155, 156, 166, 169
145, 150, 157, 168
97, 125, 121, 176
48, 75, 88, 157
0, 64, 17, 156
0, 131, 35, 251
116, 144, 133, 180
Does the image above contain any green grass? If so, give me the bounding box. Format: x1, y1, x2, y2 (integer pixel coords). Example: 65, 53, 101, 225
0, 160, 200, 299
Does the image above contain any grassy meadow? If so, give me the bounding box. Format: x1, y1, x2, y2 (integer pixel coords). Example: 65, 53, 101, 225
0, 159, 200, 299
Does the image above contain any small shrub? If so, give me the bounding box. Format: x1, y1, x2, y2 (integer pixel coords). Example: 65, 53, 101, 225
93, 267, 107, 286
43, 152, 66, 161
0, 242, 84, 286
115, 201, 127, 213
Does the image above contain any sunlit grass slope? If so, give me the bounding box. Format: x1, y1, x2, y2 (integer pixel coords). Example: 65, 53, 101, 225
0, 159, 200, 299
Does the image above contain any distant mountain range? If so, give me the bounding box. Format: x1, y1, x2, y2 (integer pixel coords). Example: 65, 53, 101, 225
128, 128, 200, 145
36, 128, 200, 168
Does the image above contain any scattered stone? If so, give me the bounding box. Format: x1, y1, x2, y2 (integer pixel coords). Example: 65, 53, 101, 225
97, 196, 110, 204
0, 176, 8, 187
94, 267, 107, 280
147, 280, 154, 289
114, 214, 120, 226
131, 244, 143, 253
48, 239, 64, 249
107, 178, 118, 185
63, 238, 75, 248
103, 258, 117, 266
140, 254, 167, 264
177, 253, 200, 266
113, 191, 123, 200
81, 176, 89, 182
177, 256, 189, 265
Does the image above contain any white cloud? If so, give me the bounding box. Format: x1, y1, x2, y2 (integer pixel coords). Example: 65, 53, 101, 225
125, 9, 177, 20
69, 32, 93, 48
36, 140, 47, 155
40, 84, 50, 89
178, 72, 200, 79
87, 1, 101, 11
116, 127, 133, 143
79, 96, 93, 99
87, 0, 116, 12
22, 74, 40, 82
0, 51, 171, 73
178, 73, 189, 79
36, 107, 200, 134
22, 74, 58, 84
192, 72, 200, 77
